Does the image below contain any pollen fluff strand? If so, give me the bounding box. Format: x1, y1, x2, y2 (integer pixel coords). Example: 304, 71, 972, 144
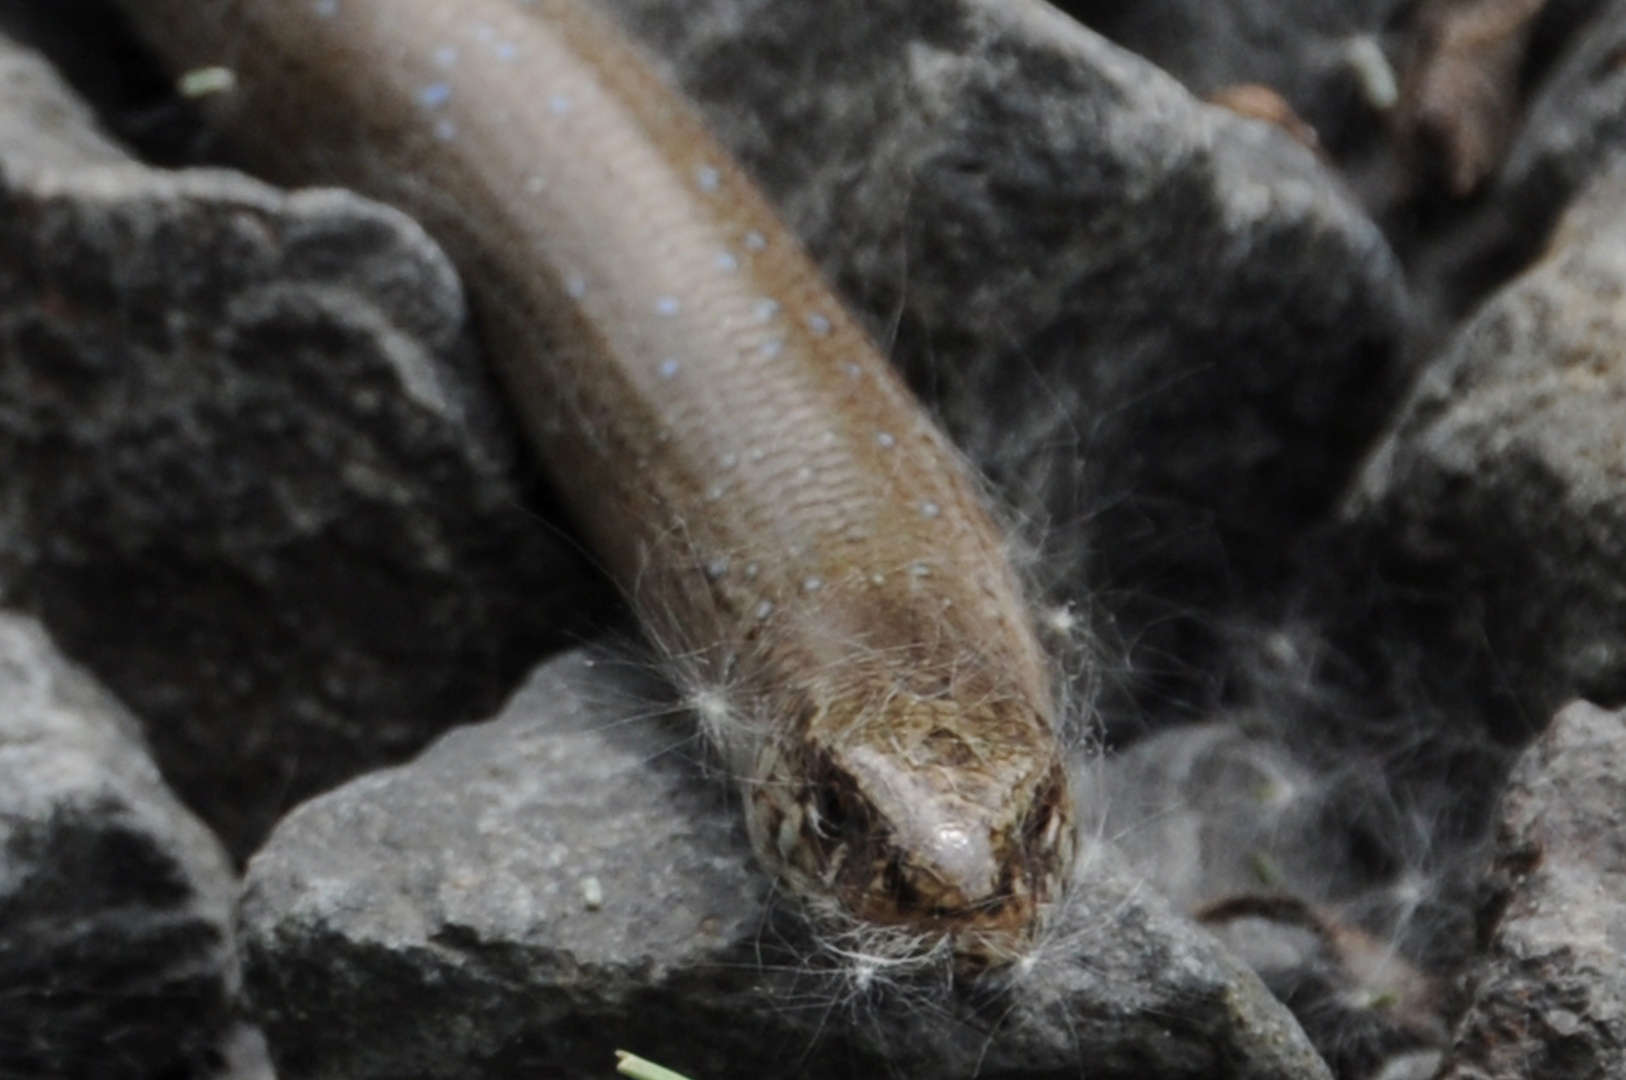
114, 0, 1079, 965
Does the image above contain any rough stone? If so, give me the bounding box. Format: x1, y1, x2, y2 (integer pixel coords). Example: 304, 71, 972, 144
1347, 162, 1626, 734
0, 611, 239, 1080
1492, 0, 1626, 260
1398, 0, 1622, 319
598, 0, 1408, 717
1059, 0, 1409, 153
240, 649, 1333, 1080
1091, 719, 1478, 1077
1094, 719, 1482, 961
0, 29, 603, 856
1438, 700, 1626, 1080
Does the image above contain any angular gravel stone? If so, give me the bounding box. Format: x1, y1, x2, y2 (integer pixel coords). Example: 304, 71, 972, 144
1064, 0, 1408, 149
1348, 162, 1626, 733
1093, 719, 1480, 962
1439, 700, 1626, 1080
240, 649, 1332, 1080
1402, 0, 1625, 318
1091, 719, 1475, 1077
0, 29, 602, 856
0, 611, 239, 1080
1494, 0, 1626, 260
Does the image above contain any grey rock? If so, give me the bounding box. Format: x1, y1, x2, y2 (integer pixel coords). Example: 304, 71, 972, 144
1199, 899, 1447, 1080
1399, 0, 1622, 320
0, 610, 239, 1080
240, 648, 1332, 1080
216, 1025, 279, 1080
1092, 720, 1471, 1077
598, 0, 1407, 712
0, 16, 128, 176
1094, 719, 1480, 958
0, 30, 602, 856
1494, 0, 1626, 260
1347, 162, 1626, 733
1063, 0, 1408, 150
1438, 700, 1626, 1080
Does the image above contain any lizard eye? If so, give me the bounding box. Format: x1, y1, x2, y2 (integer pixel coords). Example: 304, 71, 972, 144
880, 852, 923, 911
800, 753, 870, 869
813, 783, 848, 839
1025, 766, 1070, 845
1023, 793, 1055, 847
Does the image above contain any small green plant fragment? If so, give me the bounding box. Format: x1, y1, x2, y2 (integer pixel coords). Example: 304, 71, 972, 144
1249, 851, 1285, 888
177, 66, 237, 98
615, 1050, 696, 1080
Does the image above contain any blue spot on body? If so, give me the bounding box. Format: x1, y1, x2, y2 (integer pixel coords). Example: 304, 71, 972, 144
418, 82, 452, 108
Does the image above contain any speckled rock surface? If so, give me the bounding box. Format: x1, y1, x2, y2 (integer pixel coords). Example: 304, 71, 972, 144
1439, 700, 1626, 1080
600, 0, 1408, 715
1502, 0, 1626, 208
1090, 719, 1478, 1077
1348, 162, 1626, 735
1486, 0, 1626, 265
0, 29, 601, 856
0, 611, 239, 1080
1061, 0, 1408, 150
1391, 0, 1619, 321
1094, 719, 1482, 961
240, 648, 1332, 1080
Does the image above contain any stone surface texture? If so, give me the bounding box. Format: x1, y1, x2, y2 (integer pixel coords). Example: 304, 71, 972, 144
0, 611, 239, 1080
1439, 700, 1626, 1080
1063, 0, 1409, 151
1349, 162, 1626, 734
1396, 0, 1621, 321
240, 649, 1332, 1080
1092, 719, 1473, 1077
0, 29, 600, 856
1496, 0, 1626, 260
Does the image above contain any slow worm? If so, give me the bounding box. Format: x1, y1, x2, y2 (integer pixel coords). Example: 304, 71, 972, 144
112, 0, 1078, 966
